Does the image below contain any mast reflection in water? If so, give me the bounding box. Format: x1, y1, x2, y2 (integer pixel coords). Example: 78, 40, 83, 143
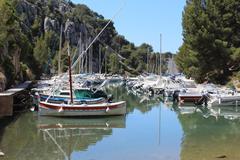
38, 116, 126, 160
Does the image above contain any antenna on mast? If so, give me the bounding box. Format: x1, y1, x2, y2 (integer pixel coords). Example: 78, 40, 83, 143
160, 34, 162, 77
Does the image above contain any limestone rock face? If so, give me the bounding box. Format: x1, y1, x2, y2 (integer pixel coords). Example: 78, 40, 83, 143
44, 17, 59, 32
64, 19, 91, 46
2, 0, 107, 82
59, 1, 70, 14
16, 0, 38, 26
64, 19, 77, 45
15, 0, 92, 47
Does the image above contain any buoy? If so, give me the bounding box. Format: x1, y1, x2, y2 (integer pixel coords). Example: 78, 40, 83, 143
57, 123, 63, 128
0, 151, 4, 157
30, 107, 35, 112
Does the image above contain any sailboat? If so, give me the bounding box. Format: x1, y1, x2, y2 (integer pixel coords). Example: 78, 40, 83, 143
38, 44, 126, 116
38, 5, 127, 116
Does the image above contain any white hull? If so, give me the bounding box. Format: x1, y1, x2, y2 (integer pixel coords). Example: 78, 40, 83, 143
209, 95, 240, 107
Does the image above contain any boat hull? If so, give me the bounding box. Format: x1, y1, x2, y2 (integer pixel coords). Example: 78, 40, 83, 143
39, 101, 126, 116
179, 94, 202, 103
209, 96, 240, 106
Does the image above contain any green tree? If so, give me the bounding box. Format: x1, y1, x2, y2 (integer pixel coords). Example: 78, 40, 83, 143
176, 0, 240, 84
108, 53, 119, 74
33, 34, 50, 73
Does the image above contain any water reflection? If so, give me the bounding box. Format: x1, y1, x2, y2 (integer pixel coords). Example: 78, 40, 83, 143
38, 116, 126, 160
105, 86, 161, 114
0, 86, 166, 160
2, 84, 240, 159
0, 113, 126, 160
171, 103, 240, 160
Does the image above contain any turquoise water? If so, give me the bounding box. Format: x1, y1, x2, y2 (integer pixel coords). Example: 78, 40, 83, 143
0, 87, 240, 160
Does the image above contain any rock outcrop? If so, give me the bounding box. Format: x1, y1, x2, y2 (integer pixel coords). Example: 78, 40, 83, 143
44, 17, 59, 32
16, 0, 39, 26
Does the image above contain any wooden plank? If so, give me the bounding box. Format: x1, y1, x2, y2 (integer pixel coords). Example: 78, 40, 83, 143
0, 95, 13, 116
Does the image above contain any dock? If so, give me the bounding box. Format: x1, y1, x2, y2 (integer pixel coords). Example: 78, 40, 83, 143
0, 81, 32, 116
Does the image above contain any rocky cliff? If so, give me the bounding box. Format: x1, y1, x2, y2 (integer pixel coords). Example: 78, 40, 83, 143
0, 0, 106, 88
0, 0, 170, 89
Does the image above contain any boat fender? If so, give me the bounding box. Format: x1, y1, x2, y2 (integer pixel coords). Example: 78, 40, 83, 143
106, 107, 110, 112
195, 94, 209, 106
30, 107, 35, 112
58, 107, 63, 112
0, 151, 4, 157
57, 123, 63, 128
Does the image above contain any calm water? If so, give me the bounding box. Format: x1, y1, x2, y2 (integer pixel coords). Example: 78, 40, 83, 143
1, 86, 240, 160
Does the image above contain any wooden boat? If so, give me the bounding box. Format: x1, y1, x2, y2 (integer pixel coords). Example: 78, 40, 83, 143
39, 101, 126, 116
39, 95, 106, 104
38, 43, 126, 117
39, 88, 108, 104
32, 89, 108, 110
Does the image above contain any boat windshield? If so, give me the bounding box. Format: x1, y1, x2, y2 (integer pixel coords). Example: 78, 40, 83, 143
74, 89, 93, 98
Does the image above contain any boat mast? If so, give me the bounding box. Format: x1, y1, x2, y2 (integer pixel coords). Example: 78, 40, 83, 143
58, 24, 63, 75
79, 32, 82, 73
68, 43, 73, 104
99, 44, 101, 73
105, 47, 107, 74
147, 47, 149, 73
160, 34, 162, 78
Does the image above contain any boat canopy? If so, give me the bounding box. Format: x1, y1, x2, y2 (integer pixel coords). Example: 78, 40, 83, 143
74, 89, 93, 99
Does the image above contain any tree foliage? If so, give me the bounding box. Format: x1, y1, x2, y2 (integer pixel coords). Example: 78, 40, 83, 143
0, 0, 39, 87
176, 0, 240, 84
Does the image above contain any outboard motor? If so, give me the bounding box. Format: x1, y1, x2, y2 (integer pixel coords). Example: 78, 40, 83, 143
107, 94, 113, 102
172, 90, 180, 103
148, 87, 154, 96
163, 90, 168, 97
195, 93, 209, 106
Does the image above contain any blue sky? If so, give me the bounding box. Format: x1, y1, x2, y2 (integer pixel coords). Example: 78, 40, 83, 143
72, 0, 186, 53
